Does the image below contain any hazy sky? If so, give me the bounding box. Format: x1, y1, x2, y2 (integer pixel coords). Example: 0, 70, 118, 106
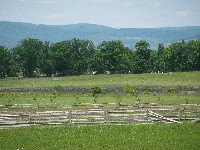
1, 0, 200, 28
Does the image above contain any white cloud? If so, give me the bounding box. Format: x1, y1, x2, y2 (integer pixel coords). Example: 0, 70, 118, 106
176, 11, 188, 17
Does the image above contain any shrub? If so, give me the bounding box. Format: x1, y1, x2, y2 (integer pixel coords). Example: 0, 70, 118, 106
124, 85, 135, 95
90, 86, 102, 96
167, 87, 174, 93
53, 85, 63, 91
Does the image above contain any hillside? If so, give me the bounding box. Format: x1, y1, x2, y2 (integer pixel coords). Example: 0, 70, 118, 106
0, 21, 200, 49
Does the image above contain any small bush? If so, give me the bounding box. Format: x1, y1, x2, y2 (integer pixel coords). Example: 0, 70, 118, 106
137, 98, 141, 103
124, 85, 135, 95
144, 89, 151, 94
90, 86, 102, 96
167, 87, 174, 93
185, 99, 189, 104
53, 85, 63, 91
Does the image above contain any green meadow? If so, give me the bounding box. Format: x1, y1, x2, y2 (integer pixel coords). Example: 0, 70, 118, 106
0, 91, 199, 106
0, 71, 199, 149
0, 124, 200, 150
0, 71, 200, 88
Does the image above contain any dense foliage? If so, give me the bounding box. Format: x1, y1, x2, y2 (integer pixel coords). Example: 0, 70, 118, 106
0, 38, 200, 77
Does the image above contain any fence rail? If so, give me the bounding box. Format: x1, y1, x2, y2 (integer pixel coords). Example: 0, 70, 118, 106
1, 103, 200, 128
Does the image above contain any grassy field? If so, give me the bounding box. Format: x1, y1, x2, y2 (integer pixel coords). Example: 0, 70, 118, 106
0, 72, 199, 149
0, 71, 199, 110
0, 71, 200, 88
0, 91, 199, 107
0, 123, 200, 150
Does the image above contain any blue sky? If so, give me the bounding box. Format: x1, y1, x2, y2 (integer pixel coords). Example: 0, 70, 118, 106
0, 0, 200, 28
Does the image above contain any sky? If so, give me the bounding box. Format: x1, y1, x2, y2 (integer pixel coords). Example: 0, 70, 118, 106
0, 0, 200, 28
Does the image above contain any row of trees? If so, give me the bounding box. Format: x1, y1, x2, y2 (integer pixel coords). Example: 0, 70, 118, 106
0, 38, 200, 78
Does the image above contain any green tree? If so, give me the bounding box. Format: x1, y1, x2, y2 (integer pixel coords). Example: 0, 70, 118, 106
50, 40, 71, 76
187, 40, 200, 71
149, 50, 158, 72
164, 40, 187, 72
13, 38, 43, 77
157, 43, 165, 72
163, 40, 200, 72
37, 41, 55, 76
92, 40, 131, 74
0, 46, 15, 78
50, 39, 95, 76
133, 40, 151, 73
70, 39, 95, 75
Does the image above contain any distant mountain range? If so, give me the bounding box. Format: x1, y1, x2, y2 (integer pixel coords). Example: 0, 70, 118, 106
0, 21, 200, 49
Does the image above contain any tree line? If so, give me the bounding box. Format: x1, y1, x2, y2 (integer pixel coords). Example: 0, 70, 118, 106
0, 38, 200, 78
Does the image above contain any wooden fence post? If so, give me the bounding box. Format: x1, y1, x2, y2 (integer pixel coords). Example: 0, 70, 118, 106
69, 109, 72, 125
146, 110, 149, 122
29, 112, 31, 125
104, 109, 108, 125
179, 108, 182, 122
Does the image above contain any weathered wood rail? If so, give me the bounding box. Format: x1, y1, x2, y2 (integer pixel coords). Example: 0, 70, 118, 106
0, 109, 186, 128
0, 104, 199, 128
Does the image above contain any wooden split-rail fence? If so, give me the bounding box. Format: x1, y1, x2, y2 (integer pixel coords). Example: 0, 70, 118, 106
0, 108, 185, 128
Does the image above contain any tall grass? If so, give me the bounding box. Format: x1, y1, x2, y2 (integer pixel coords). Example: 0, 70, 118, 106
0, 91, 199, 106
0, 123, 199, 150
0, 71, 200, 88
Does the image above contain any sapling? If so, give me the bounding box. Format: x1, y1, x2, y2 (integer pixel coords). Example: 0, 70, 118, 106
7, 98, 11, 106
90, 86, 102, 104
116, 94, 122, 106
93, 95, 98, 103
73, 93, 80, 106
50, 93, 56, 107
137, 98, 140, 103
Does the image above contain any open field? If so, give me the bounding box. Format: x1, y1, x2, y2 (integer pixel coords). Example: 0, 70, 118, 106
0, 72, 199, 149
0, 124, 200, 150
0, 91, 200, 106
0, 71, 200, 88
0, 72, 199, 125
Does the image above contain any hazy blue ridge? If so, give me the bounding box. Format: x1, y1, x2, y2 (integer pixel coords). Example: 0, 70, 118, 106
0, 21, 200, 49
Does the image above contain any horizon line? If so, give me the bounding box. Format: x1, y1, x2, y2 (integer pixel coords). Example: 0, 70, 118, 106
1, 20, 200, 29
